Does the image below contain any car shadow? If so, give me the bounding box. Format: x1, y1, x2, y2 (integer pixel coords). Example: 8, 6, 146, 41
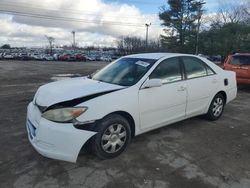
238, 85, 250, 92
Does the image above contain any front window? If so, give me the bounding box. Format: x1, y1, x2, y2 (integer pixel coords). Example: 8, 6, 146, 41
231, 55, 250, 65
149, 57, 182, 84
92, 58, 156, 86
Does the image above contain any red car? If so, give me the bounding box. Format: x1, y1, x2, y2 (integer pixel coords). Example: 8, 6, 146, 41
75, 54, 86, 61
58, 54, 71, 61
223, 53, 250, 85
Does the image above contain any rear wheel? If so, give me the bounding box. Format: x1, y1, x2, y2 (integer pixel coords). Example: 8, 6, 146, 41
91, 114, 131, 159
205, 93, 225, 121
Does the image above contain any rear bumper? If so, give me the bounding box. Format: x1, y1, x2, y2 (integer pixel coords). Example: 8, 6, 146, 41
26, 102, 97, 163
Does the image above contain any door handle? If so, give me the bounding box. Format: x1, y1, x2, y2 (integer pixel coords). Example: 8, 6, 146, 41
177, 86, 186, 91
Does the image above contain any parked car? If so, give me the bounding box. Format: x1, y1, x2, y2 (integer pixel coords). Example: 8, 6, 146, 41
58, 54, 71, 61
43, 54, 54, 61
75, 54, 87, 61
86, 55, 96, 61
100, 56, 112, 62
33, 54, 44, 61
53, 54, 59, 61
112, 55, 120, 60
18, 53, 30, 60
26, 53, 237, 162
223, 53, 250, 85
3, 53, 14, 59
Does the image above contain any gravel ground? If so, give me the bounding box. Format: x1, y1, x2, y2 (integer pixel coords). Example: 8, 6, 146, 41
0, 60, 250, 188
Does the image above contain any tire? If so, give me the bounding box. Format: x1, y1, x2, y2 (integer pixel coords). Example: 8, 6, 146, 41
91, 114, 131, 159
205, 93, 225, 121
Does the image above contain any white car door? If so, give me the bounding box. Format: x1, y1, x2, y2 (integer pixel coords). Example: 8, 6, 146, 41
181, 56, 219, 117
139, 57, 187, 131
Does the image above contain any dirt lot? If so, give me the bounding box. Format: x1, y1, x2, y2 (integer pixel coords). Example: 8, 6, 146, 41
0, 60, 250, 188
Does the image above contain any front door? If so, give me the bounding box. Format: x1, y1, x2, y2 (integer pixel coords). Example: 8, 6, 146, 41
139, 57, 187, 131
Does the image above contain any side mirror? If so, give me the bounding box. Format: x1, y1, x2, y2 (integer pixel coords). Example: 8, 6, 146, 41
143, 79, 162, 89
88, 69, 100, 78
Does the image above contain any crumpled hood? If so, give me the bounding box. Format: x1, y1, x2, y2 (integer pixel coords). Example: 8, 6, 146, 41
34, 77, 124, 107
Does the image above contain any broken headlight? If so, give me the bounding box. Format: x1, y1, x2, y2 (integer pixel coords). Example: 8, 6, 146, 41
42, 107, 87, 122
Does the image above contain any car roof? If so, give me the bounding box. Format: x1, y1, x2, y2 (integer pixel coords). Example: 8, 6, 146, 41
124, 53, 196, 60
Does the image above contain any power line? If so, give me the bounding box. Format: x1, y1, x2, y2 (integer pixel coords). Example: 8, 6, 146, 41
0, 1, 158, 19
0, 9, 159, 27
106, 0, 161, 5
0, 9, 161, 28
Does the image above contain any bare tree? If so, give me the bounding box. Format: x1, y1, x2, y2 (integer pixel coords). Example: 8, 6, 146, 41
243, 1, 250, 19
217, 0, 250, 24
116, 36, 163, 54
45, 35, 55, 55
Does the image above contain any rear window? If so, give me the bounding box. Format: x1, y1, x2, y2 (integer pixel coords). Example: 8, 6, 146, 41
182, 56, 215, 79
231, 56, 250, 65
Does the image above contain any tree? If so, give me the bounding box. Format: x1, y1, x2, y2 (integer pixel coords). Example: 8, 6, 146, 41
45, 35, 55, 55
117, 36, 163, 55
216, 0, 250, 24
1, 44, 11, 49
159, 0, 205, 53
197, 0, 250, 56
199, 22, 250, 56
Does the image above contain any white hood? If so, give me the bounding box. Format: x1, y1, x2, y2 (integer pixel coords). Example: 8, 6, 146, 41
34, 77, 124, 107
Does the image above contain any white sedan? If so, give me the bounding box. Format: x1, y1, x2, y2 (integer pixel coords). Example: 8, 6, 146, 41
26, 53, 237, 162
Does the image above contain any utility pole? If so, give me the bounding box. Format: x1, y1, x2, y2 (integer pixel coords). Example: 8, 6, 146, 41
145, 23, 151, 48
195, 1, 205, 55
72, 31, 76, 50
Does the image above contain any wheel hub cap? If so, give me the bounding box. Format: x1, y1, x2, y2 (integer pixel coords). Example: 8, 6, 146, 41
212, 97, 223, 117
101, 124, 127, 153
110, 134, 119, 142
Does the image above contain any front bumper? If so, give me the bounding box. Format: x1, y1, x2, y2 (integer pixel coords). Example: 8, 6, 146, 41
26, 102, 96, 163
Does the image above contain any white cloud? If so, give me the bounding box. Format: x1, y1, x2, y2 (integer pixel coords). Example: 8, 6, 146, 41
0, 0, 162, 47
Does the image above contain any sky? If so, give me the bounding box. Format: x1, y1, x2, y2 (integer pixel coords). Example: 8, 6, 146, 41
0, 0, 225, 48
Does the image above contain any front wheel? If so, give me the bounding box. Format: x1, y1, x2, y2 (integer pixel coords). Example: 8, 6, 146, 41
205, 93, 225, 121
91, 114, 131, 159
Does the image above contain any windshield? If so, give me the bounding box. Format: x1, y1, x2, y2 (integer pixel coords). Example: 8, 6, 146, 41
92, 57, 156, 86
231, 55, 250, 65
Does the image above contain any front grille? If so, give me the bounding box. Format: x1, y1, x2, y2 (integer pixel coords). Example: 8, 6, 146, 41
27, 119, 36, 139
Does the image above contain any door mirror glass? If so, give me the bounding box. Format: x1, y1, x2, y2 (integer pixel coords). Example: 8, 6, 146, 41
143, 79, 162, 88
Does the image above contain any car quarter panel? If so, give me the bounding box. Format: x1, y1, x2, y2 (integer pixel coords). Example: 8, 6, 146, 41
185, 74, 220, 116
198, 58, 237, 112
221, 70, 237, 104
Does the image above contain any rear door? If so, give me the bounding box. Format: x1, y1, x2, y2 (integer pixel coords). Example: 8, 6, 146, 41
181, 56, 219, 116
